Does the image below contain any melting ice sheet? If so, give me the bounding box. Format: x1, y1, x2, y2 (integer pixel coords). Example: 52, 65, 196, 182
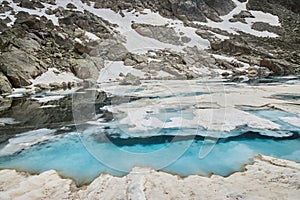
0, 80, 300, 186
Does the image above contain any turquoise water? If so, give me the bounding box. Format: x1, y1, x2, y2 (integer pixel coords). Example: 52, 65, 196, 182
0, 129, 299, 186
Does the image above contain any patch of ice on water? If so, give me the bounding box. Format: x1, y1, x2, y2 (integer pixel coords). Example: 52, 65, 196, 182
280, 117, 300, 128
0, 128, 56, 156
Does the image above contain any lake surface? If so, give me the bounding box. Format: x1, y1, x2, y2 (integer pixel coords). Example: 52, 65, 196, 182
0, 78, 299, 186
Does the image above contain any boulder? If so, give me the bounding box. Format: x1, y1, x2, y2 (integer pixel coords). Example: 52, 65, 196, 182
233, 10, 255, 19
260, 58, 295, 76
0, 72, 12, 94
70, 57, 103, 81
120, 73, 141, 85
66, 3, 77, 9
89, 39, 128, 61
12, 37, 41, 53
0, 48, 46, 87
133, 23, 182, 45
34, 83, 51, 90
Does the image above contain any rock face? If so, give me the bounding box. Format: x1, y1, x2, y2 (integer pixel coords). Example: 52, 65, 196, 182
87, 0, 236, 22
89, 39, 128, 61
0, 155, 299, 199
247, 0, 300, 15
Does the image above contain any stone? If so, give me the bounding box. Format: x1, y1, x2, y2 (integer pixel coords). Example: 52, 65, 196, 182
131, 54, 147, 63
0, 48, 44, 87
49, 82, 62, 90
233, 10, 255, 19
74, 42, 92, 54
124, 58, 136, 66
89, 39, 128, 61
260, 59, 292, 76
133, 23, 183, 45
35, 83, 51, 90
66, 3, 77, 9
70, 57, 103, 81
120, 73, 141, 85
0, 72, 12, 94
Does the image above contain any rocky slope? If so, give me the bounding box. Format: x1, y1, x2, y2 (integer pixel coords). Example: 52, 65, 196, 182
0, 155, 299, 199
0, 0, 299, 97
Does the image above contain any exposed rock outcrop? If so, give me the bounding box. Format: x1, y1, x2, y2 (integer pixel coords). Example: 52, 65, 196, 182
132, 23, 187, 45
0, 72, 12, 94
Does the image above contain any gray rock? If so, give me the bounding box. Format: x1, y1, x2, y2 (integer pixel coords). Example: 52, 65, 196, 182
120, 73, 141, 85
89, 39, 128, 61
260, 59, 296, 76
12, 37, 41, 53
66, 3, 77, 9
124, 58, 137, 66
35, 83, 51, 90
131, 54, 148, 63
0, 72, 12, 94
49, 82, 63, 90
70, 57, 103, 81
0, 48, 45, 87
133, 23, 183, 46
233, 10, 255, 19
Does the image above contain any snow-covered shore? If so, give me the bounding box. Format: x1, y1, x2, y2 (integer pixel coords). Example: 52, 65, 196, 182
0, 154, 299, 200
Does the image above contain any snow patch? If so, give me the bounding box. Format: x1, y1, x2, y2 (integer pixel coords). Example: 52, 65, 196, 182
31, 68, 80, 85
98, 61, 145, 83
195, 0, 280, 38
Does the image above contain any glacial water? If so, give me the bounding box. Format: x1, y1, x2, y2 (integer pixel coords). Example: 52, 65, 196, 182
0, 79, 299, 186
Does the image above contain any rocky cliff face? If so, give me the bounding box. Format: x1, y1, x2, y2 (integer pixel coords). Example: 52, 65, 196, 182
85, 0, 236, 22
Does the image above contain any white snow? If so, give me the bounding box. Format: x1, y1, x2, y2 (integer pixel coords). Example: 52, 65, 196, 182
85, 32, 100, 41
31, 68, 80, 85
31, 95, 65, 103
98, 61, 145, 83
39, 105, 58, 109
195, 0, 280, 38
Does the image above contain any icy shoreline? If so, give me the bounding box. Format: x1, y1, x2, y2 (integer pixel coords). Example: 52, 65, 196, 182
0, 154, 299, 199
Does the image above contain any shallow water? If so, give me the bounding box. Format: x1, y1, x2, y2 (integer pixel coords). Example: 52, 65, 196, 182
0, 79, 299, 186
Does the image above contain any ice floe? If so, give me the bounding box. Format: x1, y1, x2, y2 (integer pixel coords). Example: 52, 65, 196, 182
0, 128, 56, 156
96, 80, 300, 137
